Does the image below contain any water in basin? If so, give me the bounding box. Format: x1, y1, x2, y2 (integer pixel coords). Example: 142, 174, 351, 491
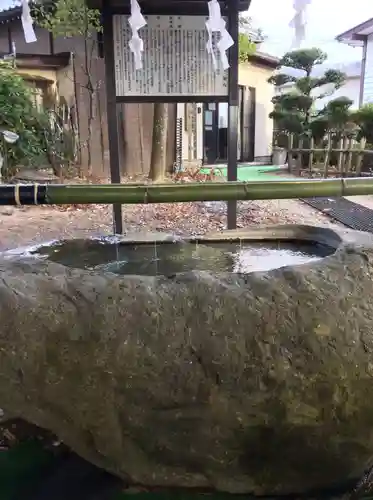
25, 238, 334, 275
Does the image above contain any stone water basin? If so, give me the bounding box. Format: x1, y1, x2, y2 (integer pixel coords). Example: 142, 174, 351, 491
1, 224, 373, 497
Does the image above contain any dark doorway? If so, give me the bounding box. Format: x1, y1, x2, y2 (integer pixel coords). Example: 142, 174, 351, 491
203, 102, 219, 164
202, 101, 230, 164
203, 86, 255, 165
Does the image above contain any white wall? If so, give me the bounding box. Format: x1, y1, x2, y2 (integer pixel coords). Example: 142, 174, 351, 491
315, 78, 360, 110
176, 103, 203, 163
277, 76, 361, 110
239, 63, 275, 159
363, 34, 373, 104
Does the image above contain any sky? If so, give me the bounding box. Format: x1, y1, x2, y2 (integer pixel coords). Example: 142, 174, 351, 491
248, 0, 372, 63
0, 0, 19, 9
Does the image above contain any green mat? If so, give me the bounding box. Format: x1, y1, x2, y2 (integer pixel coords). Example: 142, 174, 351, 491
200, 165, 294, 182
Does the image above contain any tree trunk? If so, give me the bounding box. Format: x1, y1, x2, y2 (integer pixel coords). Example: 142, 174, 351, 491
149, 103, 168, 182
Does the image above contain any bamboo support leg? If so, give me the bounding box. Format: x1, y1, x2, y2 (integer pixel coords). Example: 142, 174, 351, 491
323, 134, 332, 178
356, 138, 367, 176
308, 137, 314, 175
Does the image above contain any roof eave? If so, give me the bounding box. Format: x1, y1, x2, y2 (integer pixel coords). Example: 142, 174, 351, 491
0, 52, 71, 69
337, 37, 364, 47
250, 51, 279, 69
336, 18, 373, 45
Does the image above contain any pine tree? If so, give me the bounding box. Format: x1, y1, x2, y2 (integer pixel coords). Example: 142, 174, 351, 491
269, 48, 346, 139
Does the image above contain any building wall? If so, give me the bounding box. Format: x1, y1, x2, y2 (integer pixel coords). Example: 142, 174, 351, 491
176, 103, 203, 165
239, 62, 275, 159
15, 67, 57, 110
177, 61, 275, 164
17, 67, 57, 110
0, 23, 10, 52
363, 35, 373, 104
10, 22, 51, 54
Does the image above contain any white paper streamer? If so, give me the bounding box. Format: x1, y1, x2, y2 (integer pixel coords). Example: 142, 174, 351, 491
289, 0, 311, 48
21, 0, 37, 44
206, 0, 233, 70
128, 0, 146, 70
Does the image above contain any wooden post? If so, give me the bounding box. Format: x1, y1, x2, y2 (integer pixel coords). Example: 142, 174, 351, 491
337, 136, 344, 176
308, 136, 314, 175
297, 137, 303, 176
345, 138, 354, 176
103, 4, 123, 234
227, 0, 239, 229
287, 134, 294, 172
323, 134, 332, 178
356, 137, 367, 176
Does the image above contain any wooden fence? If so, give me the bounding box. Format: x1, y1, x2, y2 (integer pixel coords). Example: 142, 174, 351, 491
287, 134, 373, 178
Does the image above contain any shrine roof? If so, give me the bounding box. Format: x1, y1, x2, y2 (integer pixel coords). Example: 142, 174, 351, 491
87, 0, 251, 15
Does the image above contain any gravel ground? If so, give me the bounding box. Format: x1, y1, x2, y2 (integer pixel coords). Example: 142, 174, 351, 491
345, 195, 373, 210
0, 198, 343, 251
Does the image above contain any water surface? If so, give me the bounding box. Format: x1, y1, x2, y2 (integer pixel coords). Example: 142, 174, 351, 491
27, 238, 334, 275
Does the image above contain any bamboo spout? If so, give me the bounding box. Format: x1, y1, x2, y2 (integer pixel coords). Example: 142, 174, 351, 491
1, 178, 373, 206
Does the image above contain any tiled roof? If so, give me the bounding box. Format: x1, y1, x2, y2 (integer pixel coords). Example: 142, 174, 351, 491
0, 0, 22, 22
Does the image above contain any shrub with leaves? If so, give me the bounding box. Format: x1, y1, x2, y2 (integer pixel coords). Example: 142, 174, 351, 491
0, 61, 51, 177
35, 0, 102, 178
351, 104, 373, 173
239, 33, 257, 62
310, 97, 356, 140
34, 0, 102, 37
238, 15, 264, 62
268, 48, 347, 142
353, 104, 373, 143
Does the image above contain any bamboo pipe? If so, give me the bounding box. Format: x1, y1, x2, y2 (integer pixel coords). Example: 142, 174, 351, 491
2, 178, 373, 206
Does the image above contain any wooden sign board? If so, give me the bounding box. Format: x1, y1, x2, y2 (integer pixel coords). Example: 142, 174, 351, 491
113, 15, 228, 99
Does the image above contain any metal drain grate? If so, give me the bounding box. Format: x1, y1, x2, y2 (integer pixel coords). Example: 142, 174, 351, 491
301, 196, 373, 233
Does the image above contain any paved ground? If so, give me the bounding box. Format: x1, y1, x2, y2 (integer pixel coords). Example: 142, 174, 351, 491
345, 195, 373, 210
